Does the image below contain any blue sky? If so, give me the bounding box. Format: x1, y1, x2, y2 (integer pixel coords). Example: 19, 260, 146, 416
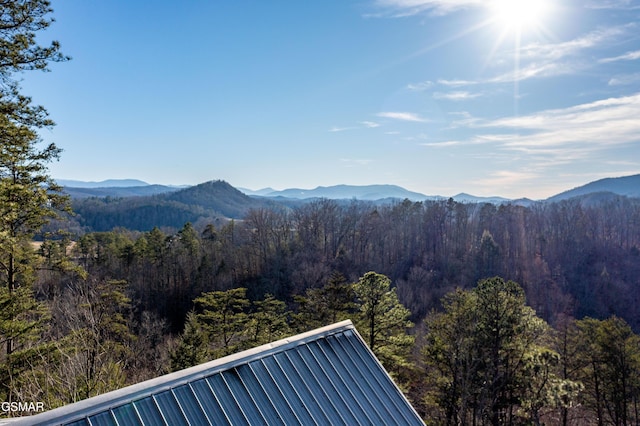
22, 0, 640, 199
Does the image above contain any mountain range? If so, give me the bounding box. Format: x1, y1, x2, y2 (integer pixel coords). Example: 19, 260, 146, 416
57, 179, 152, 188
60, 174, 640, 232
61, 174, 640, 203
241, 184, 430, 201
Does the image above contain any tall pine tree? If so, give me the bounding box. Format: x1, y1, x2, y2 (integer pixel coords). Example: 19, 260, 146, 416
0, 0, 68, 405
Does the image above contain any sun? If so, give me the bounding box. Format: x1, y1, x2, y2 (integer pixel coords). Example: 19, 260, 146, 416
489, 0, 548, 33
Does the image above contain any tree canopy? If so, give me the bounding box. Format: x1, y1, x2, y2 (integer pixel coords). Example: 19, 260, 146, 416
423, 277, 569, 425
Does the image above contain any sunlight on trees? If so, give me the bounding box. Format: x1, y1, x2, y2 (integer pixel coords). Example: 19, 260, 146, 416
353, 272, 415, 377
423, 277, 578, 425
573, 316, 640, 425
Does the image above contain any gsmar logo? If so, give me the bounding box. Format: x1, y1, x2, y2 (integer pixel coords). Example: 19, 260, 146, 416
1, 401, 45, 413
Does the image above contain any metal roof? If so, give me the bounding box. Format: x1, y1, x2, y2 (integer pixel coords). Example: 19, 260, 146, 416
11, 320, 424, 425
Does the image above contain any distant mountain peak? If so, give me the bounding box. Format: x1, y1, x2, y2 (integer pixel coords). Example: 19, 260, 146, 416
546, 173, 640, 202
58, 179, 150, 188
452, 193, 511, 203
259, 184, 431, 201
239, 187, 276, 196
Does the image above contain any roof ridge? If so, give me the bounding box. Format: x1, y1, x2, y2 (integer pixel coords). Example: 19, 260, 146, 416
10, 320, 357, 425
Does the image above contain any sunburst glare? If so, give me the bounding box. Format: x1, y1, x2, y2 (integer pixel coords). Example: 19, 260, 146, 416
486, 0, 553, 115
490, 0, 549, 34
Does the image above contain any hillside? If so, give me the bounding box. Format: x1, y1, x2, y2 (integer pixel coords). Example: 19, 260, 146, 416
547, 174, 640, 202
162, 180, 272, 218
70, 180, 270, 232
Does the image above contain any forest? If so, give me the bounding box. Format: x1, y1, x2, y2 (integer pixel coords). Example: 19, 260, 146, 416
55, 194, 640, 333
3, 1, 640, 425
5, 194, 640, 424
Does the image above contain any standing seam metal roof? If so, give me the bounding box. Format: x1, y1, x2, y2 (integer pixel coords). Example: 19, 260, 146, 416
10, 320, 424, 426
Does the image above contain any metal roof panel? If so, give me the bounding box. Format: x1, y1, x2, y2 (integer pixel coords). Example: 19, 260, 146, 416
11, 320, 423, 426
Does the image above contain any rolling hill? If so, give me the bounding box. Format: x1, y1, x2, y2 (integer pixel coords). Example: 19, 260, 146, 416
162, 180, 273, 218
70, 180, 271, 232
546, 174, 640, 202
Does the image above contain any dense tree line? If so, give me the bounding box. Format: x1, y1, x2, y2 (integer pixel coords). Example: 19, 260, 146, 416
48, 196, 640, 333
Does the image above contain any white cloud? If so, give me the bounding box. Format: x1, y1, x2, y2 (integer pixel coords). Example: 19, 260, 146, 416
422, 93, 640, 182
419, 26, 632, 94
406, 80, 433, 91
329, 126, 355, 132
421, 133, 516, 148
487, 93, 639, 126
371, 0, 483, 17
476, 93, 640, 156
448, 111, 483, 128
377, 111, 428, 122
370, 0, 639, 20
600, 50, 640, 63
489, 62, 571, 84
360, 121, 381, 128
433, 91, 482, 101
330, 121, 381, 132
480, 26, 631, 84
585, 0, 640, 9
420, 140, 462, 147
437, 78, 479, 87
608, 73, 640, 86
604, 160, 640, 166
519, 26, 630, 61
